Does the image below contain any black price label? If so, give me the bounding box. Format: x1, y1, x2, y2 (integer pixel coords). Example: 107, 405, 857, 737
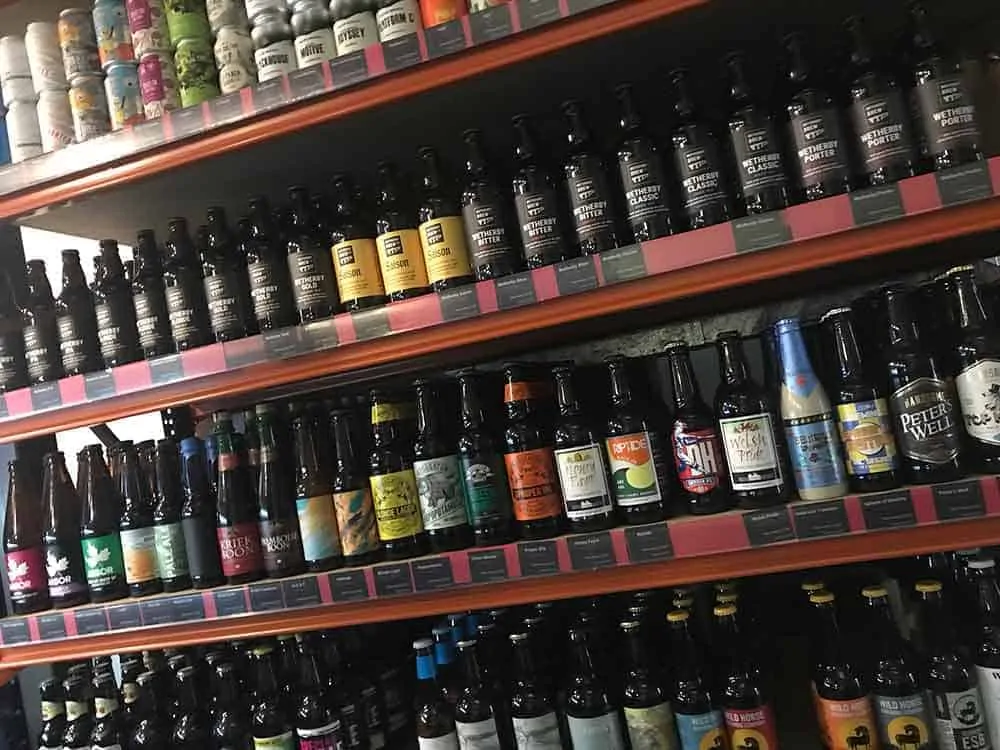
0, 618, 29, 645
30, 382, 61, 410
411, 556, 456, 592
469, 6, 513, 44
249, 582, 285, 612
83, 370, 116, 400
170, 594, 206, 622
262, 327, 306, 358
329, 570, 369, 601
213, 588, 248, 617
517, 0, 561, 29
107, 603, 142, 630
139, 599, 174, 626
352, 308, 391, 341
792, 498, 850, 539
302, 319, 339, 352
330, 49, 369, 89
373, 563, 414, 596
495, 271, 537, 310
208, 91, 245, 126
439, 287, 480, 321
518, 540, 559, 576
860, 490, 915, 529
288, 65, 329, 101
169, 105, 206, 140
624, 523, 673, 562
567, 532, 616, 570
850, 184, 905, 226
600, 244, 647, 284
732, 213, 792, 253
933, 478, 986, 520
744, 508, 795, 547
425, 19, 467, 59
468, 549, 509, 583
37, 612, 67, 640
937, 161, 994, 206
566, 0, 615, 13
282, 577, 322, 608
382, 34, 422, 71
75, 608, 108, 635
251, 79, 288, 112
554, 257, 599, 296
149, 354, 184, 384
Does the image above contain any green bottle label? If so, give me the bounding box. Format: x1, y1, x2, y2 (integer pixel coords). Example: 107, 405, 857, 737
153, 522, 189, 579
460, 453, 511, 527
81, 534, 125, 589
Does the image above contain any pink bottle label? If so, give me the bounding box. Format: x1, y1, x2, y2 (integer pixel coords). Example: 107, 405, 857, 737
6, 547, 48, 595
125, 0, 152, 31
217, 523, 263, 577
138, 55, 164, 103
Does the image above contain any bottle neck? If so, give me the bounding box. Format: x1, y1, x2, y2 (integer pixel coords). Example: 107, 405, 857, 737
866, 596, 903, 649
672, 74, 696, 122
669, 350, 700, 411
464, 135, 489, 178
257, 412, 280, 463
776, 321, 818, 385
100, 248, 125, 281
564, 106, 591, 149
668, 618, 703, 678
828, 315, 866, 383
513, 119, 537, 163
460, 646, 483, 688
61, 255, 87, 291
119, 449, 147, 512
459, 377, 486, 430
953, 273, 990, 331
292, 418, 321, 479
608, 364, 634, 407
623, 628, 648, 671
616, 88, 641, 132
415, 386, 438, 437
846, 19, 873, 68
569, 636, 597, 680
330, 413, 356, 474
420, 151, 444, 192
512, 639, 538, 682
920, 593, 956, 650
166, 225, 196, 263
727, 58, 751, 101
297, 648, 325, 694
975, 569, 1000, 626
26, 268, 54, 305
554, 372, 581, 416
718, 339, 749, 384
504, 375, 540, 418
154, 447, 181, 510
785, 36, 810, 85
885, 291, 921, 348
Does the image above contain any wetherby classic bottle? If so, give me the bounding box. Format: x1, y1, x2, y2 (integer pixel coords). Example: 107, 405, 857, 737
417, 147, 475, 292
257, 404, 306, 577
90, 672, 124, 750
179, 437, 224, 588
620, 619, 678, 749
292, 407, 344, 571
39, 677, 66, 750
78, 445, 127, 603
129, 671, 171, 750
453, 638, 504, 747
215, 424, 264, 584
93, 239, 142, 367
287, 186, 340, 322
163, 218, 212, 351
564, 627, 627, 749
508, 631, 561, 749
202, 207, 253, 342
562, 99, 621, 255
118, 441, 162, 597
23, 259, 65, 384
131, 230, 175, 360
61, 674, 93, 750
152, 440, 191, 592
330, 408, 381, 566
4, 459, 50, 614
42, 451, 88, 608
0, 270, 27, 391
329, 174, 387, 311
55, 249, 101, 376
244, 196, 297, 331
375, 161, 432, 302
667, 609, 727, 750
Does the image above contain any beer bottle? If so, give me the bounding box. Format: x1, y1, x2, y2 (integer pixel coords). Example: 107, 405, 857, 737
39, 677, 66, 750
93, 239, 142, 367
564, 626, 627, 748
413, 637, 459, 748
508, 631, 562, 749
329, 174, 387, 312
215, 425, 264, 584
296, 636, 346, 747
23, 259, 65, 384
120, 655, 144, 736
330, 408, 381, 565
456, 369, 512, 546
202, 207, 253, 342
714, 331, 790, 507
775, 317, 848, 500
461, 129, 522, 280
42, 451, 88, 608
287, 186, 340, 322
562, 99, 622, 255
178, 437, 224, 588
131, 230, 175, 359
725, 53, 793, 214
669, 69, 734, 231
292, 407, 344, 571
844, 17, 919, 187
256, 404, 306, 577
968, 559, 1000, 747
244, 196, 297, 331
276, 634, 301, 717
375, 161, 431, 302
55, 248, 101, 376
432, 624, 461, 706
78, 445, 127, 603
129, 671, 170, 750
4, 459, 50, 614
552, 364, 615, 533
667, 610, 727, 750
61, 675, 93, 750
454, 639, 504, 747
90, 672, 124, 750
369, 389, 426, 559
882, 285, 964, 484
250, 644, 295, 749
503, 364, 564, 539
783, 33, 853, 202
908, 3, 983, 171
0, 269, 27, 391
511, 114, 574, 269
318, 632, 367, 749
666, 341, 732, 515
116, 442, 161, 597
605, 355, 669, 524
152, 440, 191, 592
416, 147, 475, 292
341, 630, 388, 750
620, 619, 678, 749
413, 379, 473, 552
163, 218, 212, 351
171, 666, 210, 749
211, 662, 252, 750
615, 83, 673, 242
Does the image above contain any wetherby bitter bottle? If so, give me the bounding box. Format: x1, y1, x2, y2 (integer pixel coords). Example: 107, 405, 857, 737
92, 239, 142, 368
23, 259, 65, 385
244, 196, 298, 331
163, 218, 212, 351
0, 270, 27, 392
131, 230, 175, 359
202, 207, 254, 342
55, 249, 101, 376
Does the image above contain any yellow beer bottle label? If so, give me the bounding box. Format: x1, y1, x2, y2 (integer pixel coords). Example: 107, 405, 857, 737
418, 216, 473, 284
375, 229, 428, 295
332, 238, 385, 301
371, 402, 405, 424
369, 469, 424, 541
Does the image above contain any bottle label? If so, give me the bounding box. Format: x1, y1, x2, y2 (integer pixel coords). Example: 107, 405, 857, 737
413, 455, 470, 531
789, 109, 850, 187
40, 700, 64, 722
81, 534, 125, 589
134, 290, 171, 351
333, 489, 380, 558
370, 469, 424, 541
45, 539, 87, 598
553, 443, 613, 519
375, 0, 419, 42
57, 314, 91, 372
731, 116, 787, 194
624, 702, 678, 750
182, 515, 221, 580
5, 547, 47, 599
165, 281, 203, 340
956, 359, 1000, 446
672, 425, 724, 495
259, 518, 304, 572
0, 331, 24, 389
92, 744, 122, 750
294, 495, 343, 562
334, 12, 377, 54
294, 28, 336, 69
463, 198, 517, 271
418, 734, 459, 749
217, 522, 263, 577
619, 147, 671, 230
783, 412, 847, 491
504, 448, 562, 521
23, 320, 59, 382
674, 130, 728, 214
511, 712, 562, 748
606, 432, 663, 507
254, 731, 296, 750
813, 693, 879, 750
515, 189, 565, 264
66, 699, 89, 721
566, 712, 626, 750
837, 399, 898, 476
94, 696, 119, 719
674, 710, 726, 750
288, 248, 338, 313
566, 156, 615, 243
153, 521, 189, 579
719, 414, 784, 490
460, 453, 510, 527
248, 259, 288, 318
456, 716, 501, 748
914, 76, 979, 156
850, 91, 915, 172
418, 216, 473, 285
930, 687, 990, 750
376, 229, 429, 295
975, 666, 1000, 749
95, 298, 134, 362
204, 272, 243, 337
332, 238, 385, 302
723, 705, 779, 750
254, 40, 297, 83
119, 526, 159, 584
297, 719, 342, 749
873, 692, 934, 750
889, 377, 962, 464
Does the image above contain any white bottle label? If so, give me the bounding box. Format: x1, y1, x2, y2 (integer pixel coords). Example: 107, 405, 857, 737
554, 443, 613, 519
718, 413, 784, 491
375, 0, 419, 43
624, 703, 678, 750
956, 359, 1000, 445
294, 28, 336, 68
567, 713, 626, 750
418, 732, 460, 749
930, 687, 991, 750
334, 13, 377, 54
976, 665, 1000, 749
255, 39, 297, 82
511, 713, 562, 749
455, 716, 501, 749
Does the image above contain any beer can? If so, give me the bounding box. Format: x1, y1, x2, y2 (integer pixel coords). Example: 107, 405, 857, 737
138, 51, 180, 119
213, 25, 254, 69
6, 100, 42, 162
218, 61, 253, 93
57, 9, 101, 82
104, 61, 145, 130
0, 36, 35, 103
93, 0, 136, 68
174, 36, 219, 107
0, 116, 11, 166
166, 0, 212, 45
37, 89, 74, 152
125, 0, 171, 57
69, 74, 112, 141
207, 0, 249, 32
25, 22, 68, 93
245, 0, 287, 22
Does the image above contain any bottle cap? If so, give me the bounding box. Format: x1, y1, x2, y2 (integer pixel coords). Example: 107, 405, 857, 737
969, 559, 996, 570
666, 610, 689, 623
861, 585, 888, 598
915, 580, 943, 593
947, 264, 975, 275
179, 437, 202, 457
819, 306, 851, 322
412, 638, 433, 650
717, 592, 739, 605
455, 640, 476, 650
800, 580, 826, 593
809, 591, 835, 604
713, 604, 737, 617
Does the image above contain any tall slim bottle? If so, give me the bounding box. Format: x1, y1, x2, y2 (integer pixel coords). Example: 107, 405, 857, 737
292, 407, 344, 571
23, 260, 65, 384
969, 559, 1000, 747
564, 627, 627, 749
172, 666, 211, 749
295, 636, 346, 747
620, 619, 677, 749
39, 678, 66, 750
179, 437, 224, 588
374, 162, 431, 302
667, 610, 727, 750
508, 631, 561, 749
202, 207, 253, 342
152, 440, 191, 592
562, 99, 621, 255
215, 426, 264, 584
330, 408, 381, 566
61, 674, 93, 750
417, 147, 475, 292
4, 459, 50, 614
244, 196, 297, 331
78, 445, 127, 604
0, 270, 27, 392
54, 249, 101, 376
90, 672, 124, 750
286, 186, 340, 322
93, 239, 142, 367
414, 638, 459, 748
257, 404, 305, 578
163, 218, 212, 351
118, 442, 162, 597
131, 229, 175, 359
329, 174, 387, 312
42, 451, 88, 608
454, 638, 505, 747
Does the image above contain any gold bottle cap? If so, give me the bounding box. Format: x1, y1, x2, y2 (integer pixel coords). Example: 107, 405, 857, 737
915, 580, 943, 593
861, 585, 888, 599
809, 591, 835, 604
800, 580, 826, 593
672, 596, 694, 609
713, 604, 737, 617
717, 592, 740, 605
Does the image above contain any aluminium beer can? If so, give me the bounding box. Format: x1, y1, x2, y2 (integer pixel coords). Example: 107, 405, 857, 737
69, 73, 112, 141
104, 61, 144, 130
57, 9, 101, 83
125, 0, 171, 57
37, 89, 74, 151
138, 50, 180, 118
0, 36, 35, 103
25, 22, 68, 92
93, 0, 136, 68
6, 99, 42, 162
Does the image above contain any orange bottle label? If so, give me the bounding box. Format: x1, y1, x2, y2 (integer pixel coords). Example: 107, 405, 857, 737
504, 448, 562, 521
504, 381, 542, 403
813, 690, 880, 750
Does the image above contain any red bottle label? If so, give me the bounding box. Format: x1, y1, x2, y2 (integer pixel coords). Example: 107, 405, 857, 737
216, 523, 263, 577
724, 705, 779, 750
673, 424, 725, 495
5, 547, 47, 596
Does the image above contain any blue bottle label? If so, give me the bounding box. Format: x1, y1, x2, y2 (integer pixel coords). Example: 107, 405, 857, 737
784, 412, 846, 490
675, 710, 726, 750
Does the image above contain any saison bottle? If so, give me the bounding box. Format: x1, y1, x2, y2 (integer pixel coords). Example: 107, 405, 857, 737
211, 662, 252, 750
508, 631, 561, 749
287, 186, 340, 322
42, 451, 89, 608
412, 378, 473, 552
511, 114, 573, 269
163, 218, 212, 351
456, 369, 512, 546
0, 269, 27, 392
614, 83, 673, 242
414, 637, 459, 747
4, 458, 50, 614
215, 424, 264, 584
882, 285, 964, 484
666, 341, 732, 515
251, 644, 295, 749
172, 666, 210, 749
715, 331, 789, 507
969, 559, 1000, 747
454, 639, 504, 747
369, 389, 426, 559
93, 239, 142, 367
503, 364, 564, 539
296, 635, 347, 747
131, 229, 174, 359
562, 99, 621, 255
118, 442, 162, 597
329, 174, 387, 311
667, 610, 727, 750
203, 206, 253, 342
178, 437, 224, 588
244, 196, 297, 331
55, 248, 101, 376
564, 626, 626, 749
374, 161, 431, 302
460, 129, 522, 280
257, 404, 306, 577
292, 407, 344, 571
90, 672, 123, 750
78, 445, 127, 603
23, 259, 65, 384
39, 677, 66, 750
620, 619, 677, 749
152, 440, 191, 592
129, 671, 171, 750
605, 355, 669, 524
552, 364, 615, 533
417, 147, 475, 292
331, 408, 381, 565
61, 675, 93, 750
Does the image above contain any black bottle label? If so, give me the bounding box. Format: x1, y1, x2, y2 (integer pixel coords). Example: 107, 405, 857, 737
914, 76, 979, 155
789, 108, 850, 187
204, 273, 243, 337
95, 298, 134, 363
674, 128, 728, 212
730, 114, 787, 194
165, 274, 205, 341
181, 515, 221, 580
889, 376, 962, 464
566, 156, 614, 243
850, 91, 915, 171
514, 188, 565, 263
56, 314, 91, 373
23, 319, 59, 382
462, 198, 517, 270
247, 259, 287, 318
259, 518, 304, 574
133, 290, 171, 352
0, 330, 24, 389
287, 248, 337, 312
618, 143, 671, 229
